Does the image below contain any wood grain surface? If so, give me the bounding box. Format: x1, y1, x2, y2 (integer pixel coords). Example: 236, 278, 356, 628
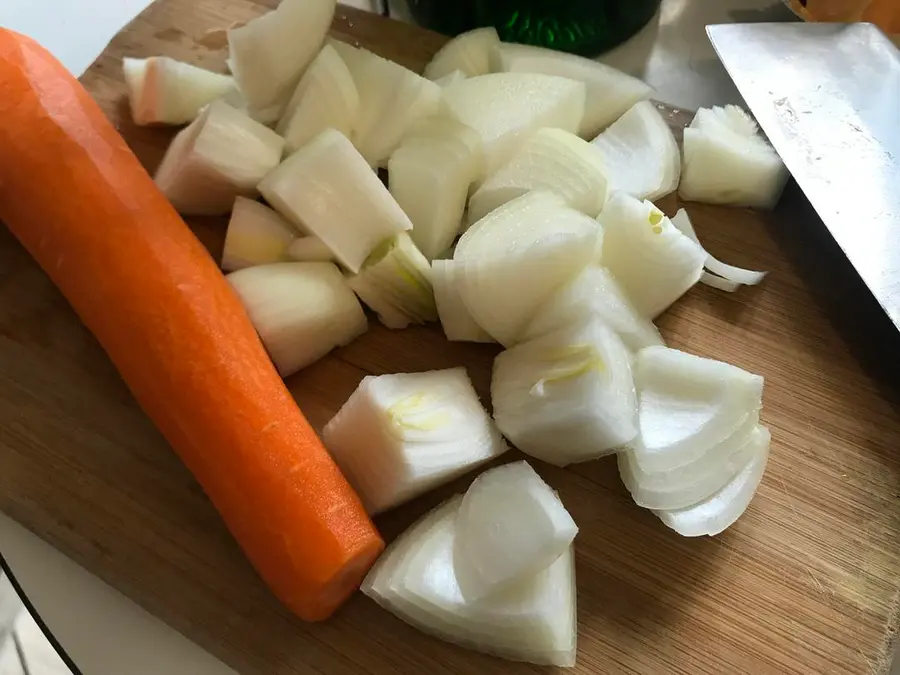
2, 1, 900, 673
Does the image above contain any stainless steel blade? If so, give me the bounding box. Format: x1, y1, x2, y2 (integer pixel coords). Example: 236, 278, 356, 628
707, 22, 900, 326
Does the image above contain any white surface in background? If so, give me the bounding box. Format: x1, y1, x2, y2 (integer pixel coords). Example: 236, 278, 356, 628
0, 1, 797, 674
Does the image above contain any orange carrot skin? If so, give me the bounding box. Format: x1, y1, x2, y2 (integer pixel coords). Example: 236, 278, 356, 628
0, 29, 383, 621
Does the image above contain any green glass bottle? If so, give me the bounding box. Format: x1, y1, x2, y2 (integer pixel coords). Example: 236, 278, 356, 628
408, 0, 661, 56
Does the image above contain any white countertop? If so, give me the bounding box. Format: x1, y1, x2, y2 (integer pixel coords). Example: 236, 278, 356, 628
0, 0, 795, 673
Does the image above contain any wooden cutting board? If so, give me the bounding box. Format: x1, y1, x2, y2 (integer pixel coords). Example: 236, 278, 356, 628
3, 1, 900, 673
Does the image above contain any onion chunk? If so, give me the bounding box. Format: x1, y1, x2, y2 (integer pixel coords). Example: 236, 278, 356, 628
455, 461, 578, 602
492, 318, 638, 466
323, 368, 507, 514
431, 260, 494, 343
221, 197, 297, 272
424, 27, 500, 80
285, 236, 334, 263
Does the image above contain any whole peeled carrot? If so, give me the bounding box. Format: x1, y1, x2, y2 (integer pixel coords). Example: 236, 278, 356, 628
0, 29, 383, 621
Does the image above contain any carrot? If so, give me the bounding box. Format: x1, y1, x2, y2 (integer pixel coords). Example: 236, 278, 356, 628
0, 29, 384, 622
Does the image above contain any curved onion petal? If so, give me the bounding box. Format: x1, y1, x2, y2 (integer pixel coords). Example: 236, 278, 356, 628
468, 128, 608, 223
590, 101, 680, 201
654, 426, 771, 537
431, 260, 494, 343
492, 318, 638, 466
424, 27, 500, 80
598, 193, 706, 318
632, 346, 764, 473
489, 42, 652, 138
221, 197, 297, 271
285, 236, 334, 263
323, 369, 507, 514
434, 70, 468, 88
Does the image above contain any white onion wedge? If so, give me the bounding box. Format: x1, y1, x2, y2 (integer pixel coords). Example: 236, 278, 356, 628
442, 73, 586, 175
679, 105, 789, 209
221, 197, 297, 271
154, 101, 284, 215
468, 128, 608, 223
454, 191, 603, 346
346, 233, 437, 329
122, 56, 238, 126
276, 44, 359, 154
285, 236, 334, 263
323, 368, 507, 514
522, 266, 663, 352
390, 118, 484, 260
455, 461, 578, 602
434, 70, 468, 88
258, 129, 413, 273
424, 27, 500, 80
489, 43, 652, 138
655, 426, 771, 537
670, 209, 768, 291
618, 412, 760, 511
492, 318, 638, 466
362, 496, 577, 667
632, 346, 764, 473
227, 262, 366, 376
431, 260, 494, 343
332, 41, 442, 166
590, 101, 680, 201
598, 193, 706, 318
227, 0, 336, 122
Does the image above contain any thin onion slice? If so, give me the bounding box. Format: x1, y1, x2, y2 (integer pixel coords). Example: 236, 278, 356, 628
598, 192, 706, 318
455, 461, 578, 602
431, 260, 494, 343
632, 346, 764, 473
521, 265, 664, 352
221, 197, 297, 271
276, 43, 359, 154
492, 318, 638, 466
590, 101, 680, 201
258, 128, 413, 274
424, 27, 500, 80
227, 262, 366, 376
489, 42, 652, 138
670, 209, 768, 291
454, 191, 603, 346
345, 234, 437, 329
442, 73, 586, 176
285, 236, 334, 263
618, 411, 760, 510
362, 496, 577, 667
468, 128, 608, 223
655, 426, 771, 537
323, 368, 507, 514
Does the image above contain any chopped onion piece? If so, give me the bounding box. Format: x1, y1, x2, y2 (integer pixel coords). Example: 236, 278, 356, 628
632, 346, 764, 473
227, 0, 335, 122
258, 129, 412, 273
323, 368, 507, 514
434, 70, 468, 88
331, 41, 442, 166
455, 461, 578, 602
598, 193, 706, 318
285, 236, 334, 263
362, 496, 577, 667
346, 234, 437, 329
489, 42, 652, 138
590, 101, 680, 201
454, 191, 603, 346
221, 197, 297, 271
155, 101, 284, 215
122, 56, 238, 126
227, 262, 366, 376
431, 260, 494, 343
442, 73, 586, 175
492, 318, 638, 466
655, 426, 771, 537
468, 128, 608, 223
390, 118, 484, 260
522, 266, 664, 352
618, 412, 760, 510
276, 44, 359, 154
424, 27, 500, 80
670, 209, 768, 291
679, 105, 789, 209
